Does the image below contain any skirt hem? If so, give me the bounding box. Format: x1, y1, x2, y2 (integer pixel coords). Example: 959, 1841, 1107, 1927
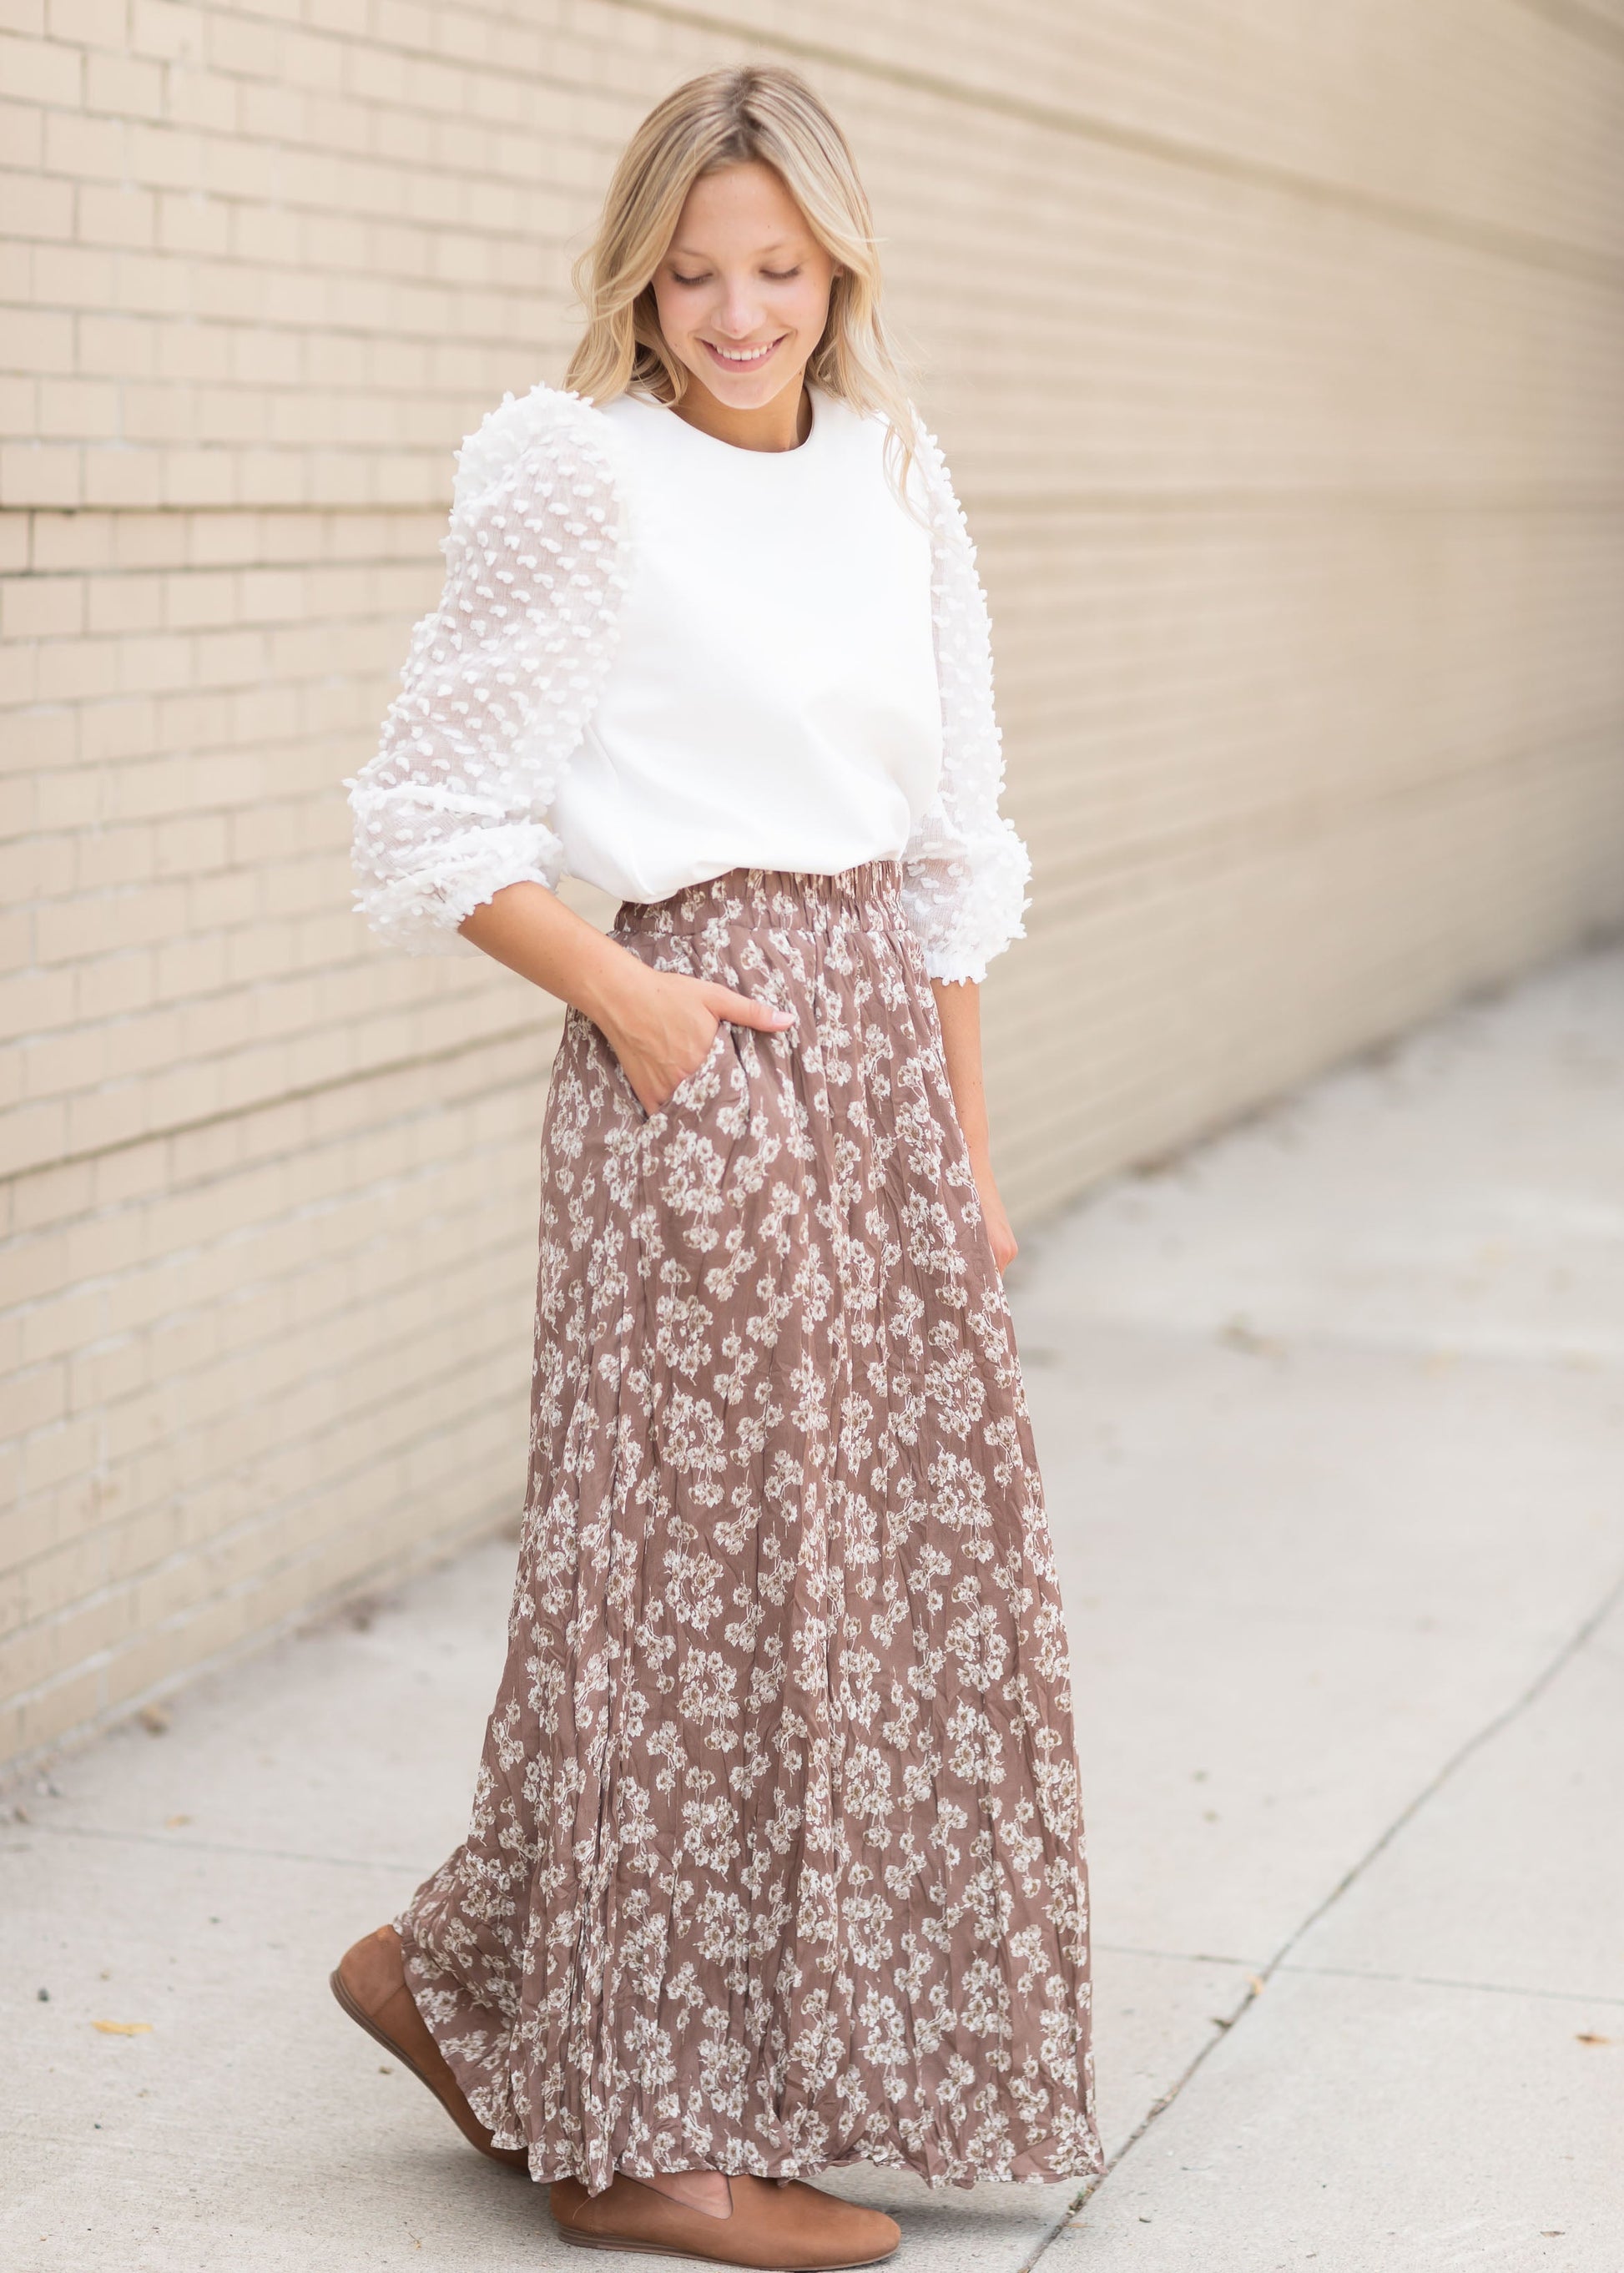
512, 2139, 1110, 2195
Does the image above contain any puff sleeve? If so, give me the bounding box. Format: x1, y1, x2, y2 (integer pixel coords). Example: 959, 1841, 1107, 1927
899, 422, 1033, 986
347, 386, 628, 955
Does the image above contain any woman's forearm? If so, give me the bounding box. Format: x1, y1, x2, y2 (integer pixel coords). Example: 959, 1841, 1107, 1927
933, 976, 1017, 1272
458, 879, 794, 1116
932, 978, 992, 1167
457, 879, 643, 1030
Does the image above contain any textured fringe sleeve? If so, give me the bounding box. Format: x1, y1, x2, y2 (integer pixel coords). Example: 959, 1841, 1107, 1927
346, 385, 628, 955
899, 418, 1033, 986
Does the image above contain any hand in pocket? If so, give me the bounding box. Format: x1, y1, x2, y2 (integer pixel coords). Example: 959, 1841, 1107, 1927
593, 964, 794, 1116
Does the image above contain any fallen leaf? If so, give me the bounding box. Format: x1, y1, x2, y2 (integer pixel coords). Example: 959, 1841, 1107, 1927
164, 1813, 192, 1829
1575, 2032, 1611, 2046
93, 2020, 152, 2036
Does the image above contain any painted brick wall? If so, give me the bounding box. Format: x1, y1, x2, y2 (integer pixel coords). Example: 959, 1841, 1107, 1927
3, 0, 1622, 1766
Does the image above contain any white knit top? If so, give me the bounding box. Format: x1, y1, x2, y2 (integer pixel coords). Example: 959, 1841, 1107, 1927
348, 382, 1031, 985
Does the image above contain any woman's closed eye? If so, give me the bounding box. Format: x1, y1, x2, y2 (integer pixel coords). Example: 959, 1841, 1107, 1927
668, 267, 803, 286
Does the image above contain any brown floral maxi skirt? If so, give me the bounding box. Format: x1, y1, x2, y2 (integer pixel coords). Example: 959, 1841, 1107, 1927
398, 861, 1103, 2194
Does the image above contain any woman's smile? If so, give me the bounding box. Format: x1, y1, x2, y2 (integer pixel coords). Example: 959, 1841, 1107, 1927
701, 333, 786, 369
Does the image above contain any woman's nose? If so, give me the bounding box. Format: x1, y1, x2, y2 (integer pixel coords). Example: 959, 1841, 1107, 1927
714, 284, 764, 339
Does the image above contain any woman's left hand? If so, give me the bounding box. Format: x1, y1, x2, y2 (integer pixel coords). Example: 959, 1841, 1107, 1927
974, 1161, 1019, 1276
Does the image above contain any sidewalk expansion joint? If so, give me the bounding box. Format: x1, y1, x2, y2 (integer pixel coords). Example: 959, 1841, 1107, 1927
1014, 1557, 1624, 2273
12, 1818, 429, 1877
1272, 1959, 1624, 2009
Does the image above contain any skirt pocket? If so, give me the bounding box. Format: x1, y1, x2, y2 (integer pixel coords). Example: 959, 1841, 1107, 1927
575, 1015, 735, 1132
659, 1023, 734, 1119
641, 1021, 751, 1136
636, 1023, 758, 1265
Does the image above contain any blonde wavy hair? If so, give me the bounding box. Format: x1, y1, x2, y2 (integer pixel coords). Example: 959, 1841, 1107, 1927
565, 65, 917, 492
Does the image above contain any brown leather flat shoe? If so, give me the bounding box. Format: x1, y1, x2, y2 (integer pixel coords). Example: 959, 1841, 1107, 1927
549, 2172, 900, 2268
330, 1923, 528, 2171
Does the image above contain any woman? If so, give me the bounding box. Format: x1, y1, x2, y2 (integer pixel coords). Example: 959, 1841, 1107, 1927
335, 63, 1102, 2270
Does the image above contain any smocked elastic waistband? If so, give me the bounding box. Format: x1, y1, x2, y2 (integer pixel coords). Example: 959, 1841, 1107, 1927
613, 860, 905, 935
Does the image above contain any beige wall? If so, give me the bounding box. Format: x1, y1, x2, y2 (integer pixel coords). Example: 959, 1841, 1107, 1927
4, 1, 1622, 1769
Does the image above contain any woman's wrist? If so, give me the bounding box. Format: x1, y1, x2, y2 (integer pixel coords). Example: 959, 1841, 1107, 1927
969, 1153, 1004, 1210
570, 935, 652, 1036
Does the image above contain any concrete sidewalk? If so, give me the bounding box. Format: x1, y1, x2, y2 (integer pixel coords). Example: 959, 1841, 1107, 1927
4, 948, 1621, 2273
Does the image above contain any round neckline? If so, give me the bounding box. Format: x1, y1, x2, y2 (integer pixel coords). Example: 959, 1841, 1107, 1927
623, 383, 824, 461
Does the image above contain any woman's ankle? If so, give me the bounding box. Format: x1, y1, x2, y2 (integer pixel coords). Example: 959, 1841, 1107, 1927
632, 2170, 734, 2219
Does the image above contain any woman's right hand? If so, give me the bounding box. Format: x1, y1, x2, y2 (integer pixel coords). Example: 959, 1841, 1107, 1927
590, 960, 794, 1116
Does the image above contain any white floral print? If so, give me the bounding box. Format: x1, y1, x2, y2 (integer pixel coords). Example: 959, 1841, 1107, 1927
397, 863, 1102, 2195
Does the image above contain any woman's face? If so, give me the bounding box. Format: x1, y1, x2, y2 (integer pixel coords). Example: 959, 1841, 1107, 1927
652, 161, 838, 414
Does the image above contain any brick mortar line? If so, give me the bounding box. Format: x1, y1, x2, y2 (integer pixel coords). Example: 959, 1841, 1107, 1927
6, 1265, 536, 1496
595, 0, 1624, 290
2, 1339, 529, 1581
974, 488, 1624, 518
3, 64, 1619, 295
5, 501, 1621, 570
8, 487, 1624, 529
16, 0, 1623, 149
8, 17, 1622, 296
1031, 717, 1624, 885
5, 4, 1623, 296
3, 1280, 532, 1411
0, 1016, 552, 1190
0, 1121, 544, 1250
0, 1499, 516, 1787
3, 1109, 542, 1267
3, 1369, 528, 1643
0, 501, 446, 518
1017, 1561, 1624, 2266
